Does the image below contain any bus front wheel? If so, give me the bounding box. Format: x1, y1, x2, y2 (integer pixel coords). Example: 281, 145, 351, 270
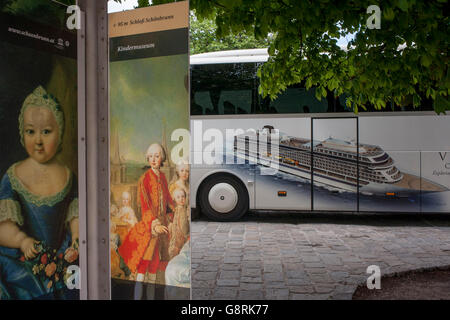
199, 174, 249, 221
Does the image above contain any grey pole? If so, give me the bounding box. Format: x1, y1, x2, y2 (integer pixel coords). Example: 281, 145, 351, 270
78, 0, 110, 300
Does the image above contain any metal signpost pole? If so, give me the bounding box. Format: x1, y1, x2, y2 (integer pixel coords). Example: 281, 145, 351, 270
78, 0, 110, 300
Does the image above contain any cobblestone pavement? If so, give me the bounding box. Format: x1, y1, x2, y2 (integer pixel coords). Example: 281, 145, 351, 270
191, 212, 450, 300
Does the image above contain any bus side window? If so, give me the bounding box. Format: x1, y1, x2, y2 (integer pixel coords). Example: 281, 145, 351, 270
191, 56, 434, 116
306, 88, 329, 113
191, 94, 203, 115
223, 100, 235, 114
218, 90, 252, 114
192, 91, 215, 115
261, 86, 328, 114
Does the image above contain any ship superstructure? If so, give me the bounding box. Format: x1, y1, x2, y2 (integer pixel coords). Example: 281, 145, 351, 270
234, 126, 446, 195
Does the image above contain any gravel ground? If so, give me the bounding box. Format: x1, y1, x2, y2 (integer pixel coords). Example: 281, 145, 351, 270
353, 267, 450, 300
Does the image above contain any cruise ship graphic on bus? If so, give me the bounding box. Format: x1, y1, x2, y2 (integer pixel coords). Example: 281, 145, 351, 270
234, 126, 448, 196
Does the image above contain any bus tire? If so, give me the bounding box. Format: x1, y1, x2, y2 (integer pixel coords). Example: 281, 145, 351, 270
199, 174, 249, 222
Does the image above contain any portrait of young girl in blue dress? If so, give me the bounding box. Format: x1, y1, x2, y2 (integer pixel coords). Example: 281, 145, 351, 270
0, 86, 79, 300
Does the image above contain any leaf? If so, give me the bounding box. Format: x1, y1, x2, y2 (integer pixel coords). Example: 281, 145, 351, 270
421, 55, 432, 67
413, 94, 421, 107
305, 77, 313, 89
315, 88, 322, 101
433, 94, 450, 115
397, 0, 409, 12
329, 78, 338, 91
383, 7, 395, 21
258, 85, 263, 95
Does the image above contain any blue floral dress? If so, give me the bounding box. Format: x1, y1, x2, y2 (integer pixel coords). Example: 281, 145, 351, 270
0, 163, 78, 300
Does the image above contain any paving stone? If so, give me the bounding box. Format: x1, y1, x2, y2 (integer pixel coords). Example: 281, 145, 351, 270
242, 255, 261, 261
330, 271, 350, 281
285, 270, 308, 279
221, 263, 241, 271
241, 269, 262, 277
241, 261, 262, 269
265, 281, 287, 289
286, 278, 311, 286
212, 287, 238, 300
314, 284, 336, 293
196, 265, 220, 272
240, 276, 263, 283
192, 215, 450, 300
301, 256, 321, 263
305, 268, 329, 275
240, 282, 263, 291
219, 270, 240, 279
191, 280, 216, 288
203, 255, 222, 261
191, 289, 212, 300
224, 256, 241, 264
238, 290, 264, 300
225, 250, 243, 257
331, 292, 353, 300
290, 293, 332, 300
266, 289, 290, 300
194, 271, 217, 281
264, 272, 284, 282
263, 264, 283, 273
288, 285, 315, 294
335, 284, 360, 294
217, 279, 239, 287
284, 263, 305, 271
303, 262, 325, 269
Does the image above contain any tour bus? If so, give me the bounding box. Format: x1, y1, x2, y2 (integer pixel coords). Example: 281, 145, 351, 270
190, 49, 450, 221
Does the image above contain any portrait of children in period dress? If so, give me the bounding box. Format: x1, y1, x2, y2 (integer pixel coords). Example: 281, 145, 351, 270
0, 86, 79, 300
110, 139, 191, 299
168, 188, 189, 260
118, 191, 138, 228
118, 143, 175, 300
169, 162, 190, 200
110, 52, 190, 299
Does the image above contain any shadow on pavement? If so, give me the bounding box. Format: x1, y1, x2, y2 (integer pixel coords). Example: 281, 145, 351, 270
192, 209, 450, 228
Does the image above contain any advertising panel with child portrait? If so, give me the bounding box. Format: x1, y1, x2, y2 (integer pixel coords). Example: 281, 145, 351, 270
0, 3, 79, 300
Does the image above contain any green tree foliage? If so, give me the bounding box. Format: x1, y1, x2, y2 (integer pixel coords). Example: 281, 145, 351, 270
1, 0, 75, 28
189, 14, 269, 55
119, 1, 269, 56
120, 0, 450, 113
114, 0, 150, 8
137, 0, 150, 8
0, 0, 13, 10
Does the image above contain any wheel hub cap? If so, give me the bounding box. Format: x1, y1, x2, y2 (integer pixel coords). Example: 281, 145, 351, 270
208, 183, 238, 213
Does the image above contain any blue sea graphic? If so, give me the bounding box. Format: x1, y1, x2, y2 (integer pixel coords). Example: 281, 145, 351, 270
220, 152, 450, 213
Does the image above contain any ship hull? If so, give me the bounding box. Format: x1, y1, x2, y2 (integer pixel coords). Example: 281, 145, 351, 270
235, 151, 447, 196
